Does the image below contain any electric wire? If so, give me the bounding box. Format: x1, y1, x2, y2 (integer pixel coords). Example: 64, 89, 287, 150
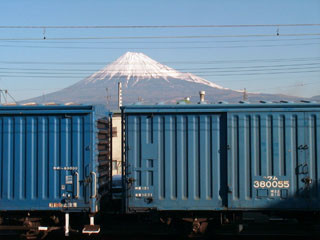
0, 24, 319, 29
2, 37, 320, 44
252, 80, 320, 92
6, 80, 320, 94
1, 65, 320, 75
1, 57, 319, 65
1, 33, 320, 41
1, 69, 319, 78
0, 42, 319, 50
1, 62, 320, 72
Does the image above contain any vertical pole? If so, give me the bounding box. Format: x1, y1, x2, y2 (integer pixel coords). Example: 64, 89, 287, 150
90, 216, 94, 226
4, 90, 7, 104
118, 82, 122, 109
106, 88, 111, 107
65, 213, 70, 236
110, 113, 113, 185
243, 88, 248, 101
121, 108, 125, 213
106, 88, 108, 106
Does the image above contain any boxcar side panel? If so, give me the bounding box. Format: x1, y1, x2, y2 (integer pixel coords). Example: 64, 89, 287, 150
0, 107, 107, 212
227, 111, 320, 210
126, 113, 226, 212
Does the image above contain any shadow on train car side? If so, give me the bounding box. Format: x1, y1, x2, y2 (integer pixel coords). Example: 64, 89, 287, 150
253, 180, 320, 222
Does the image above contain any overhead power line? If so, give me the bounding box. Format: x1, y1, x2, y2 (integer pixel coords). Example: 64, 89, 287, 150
1, 69, 319, 79
0, 90, 17, 103
1, 66, 319, 75
5, 80, 320, 94
4, 38, 320, 43
0, 24, 319, 29
0, 57, 319, 65
1, 33, 320, 41
1, 67, 319, 75
252, 80, 320, 92
0, 42, 319, 50
1, 63, 320, 73
2, 37, 320, 44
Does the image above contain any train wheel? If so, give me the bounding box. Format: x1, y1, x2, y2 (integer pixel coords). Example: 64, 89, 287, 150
199, 221, 208, 234
21, 229, 41, 240
160, 217, 172, 225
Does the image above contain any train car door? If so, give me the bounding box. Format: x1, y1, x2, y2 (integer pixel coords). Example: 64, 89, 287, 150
125, 113, 226, 212
125, 115, 158, 210
226, 111, 314, 210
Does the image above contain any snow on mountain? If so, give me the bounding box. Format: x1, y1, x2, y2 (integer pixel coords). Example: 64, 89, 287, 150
25, 51, 305, 108
181, 72, 224, 89
84, 52, 225, 89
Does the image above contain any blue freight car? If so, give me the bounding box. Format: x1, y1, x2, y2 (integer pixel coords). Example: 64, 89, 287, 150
0, 105, 111, 237
122, 102, 320, 233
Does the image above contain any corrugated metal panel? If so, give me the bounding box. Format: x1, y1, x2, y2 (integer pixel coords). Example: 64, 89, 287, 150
227, 111, 320, 209
303, 112, 320, 201
124, 104, 320, 212
126, 113, 226, 211
0, 106, 111, 212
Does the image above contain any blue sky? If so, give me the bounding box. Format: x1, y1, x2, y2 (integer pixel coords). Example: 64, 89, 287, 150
0, 0, 319, 102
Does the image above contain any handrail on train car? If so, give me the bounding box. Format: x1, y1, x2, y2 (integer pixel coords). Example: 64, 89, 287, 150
90, 172, 97, 198
75, 172, 80, 199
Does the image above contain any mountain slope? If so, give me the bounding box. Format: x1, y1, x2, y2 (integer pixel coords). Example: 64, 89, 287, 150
311, 95, 320, 101
26, 52, 305, 108
84, 52, 225, 89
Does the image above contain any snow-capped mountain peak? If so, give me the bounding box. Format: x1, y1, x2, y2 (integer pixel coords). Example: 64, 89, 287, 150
85, 51, 225, 89
86, 52, 181, 83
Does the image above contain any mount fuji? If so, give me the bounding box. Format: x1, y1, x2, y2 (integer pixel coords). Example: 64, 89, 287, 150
84, 52, 224, 89
26, 52, 303, 108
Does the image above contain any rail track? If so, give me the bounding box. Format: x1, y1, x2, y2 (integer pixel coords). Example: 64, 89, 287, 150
2, 217, 319, 240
